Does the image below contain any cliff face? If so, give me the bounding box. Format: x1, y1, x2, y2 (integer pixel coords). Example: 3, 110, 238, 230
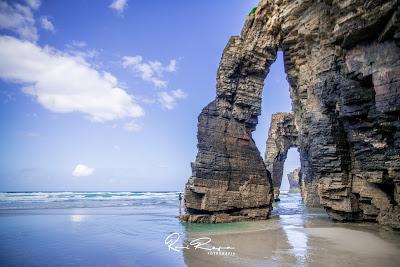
288, 168, 301, 193
183, 0, 400, 228
181, 101, 274, 223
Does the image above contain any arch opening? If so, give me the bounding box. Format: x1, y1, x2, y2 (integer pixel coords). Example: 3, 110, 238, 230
253, 51, 291, 156
252, 51, 303, 204
281, 148, 301, 194
264, 111, 299, 201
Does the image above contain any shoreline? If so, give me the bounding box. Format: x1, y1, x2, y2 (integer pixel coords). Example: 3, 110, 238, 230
182, 213, 400, 267
1, 192, 399, 267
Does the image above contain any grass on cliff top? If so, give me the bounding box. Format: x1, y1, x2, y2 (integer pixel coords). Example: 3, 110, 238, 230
249, 7, 257, 16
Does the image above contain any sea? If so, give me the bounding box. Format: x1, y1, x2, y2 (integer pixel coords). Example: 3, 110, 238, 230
0, 191, 186, 266
1, 191, 400, 267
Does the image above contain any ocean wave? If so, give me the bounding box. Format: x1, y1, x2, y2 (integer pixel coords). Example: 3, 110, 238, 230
0, 191, 181, 209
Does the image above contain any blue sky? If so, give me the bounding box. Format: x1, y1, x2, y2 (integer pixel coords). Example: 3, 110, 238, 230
0, 0, 299, 191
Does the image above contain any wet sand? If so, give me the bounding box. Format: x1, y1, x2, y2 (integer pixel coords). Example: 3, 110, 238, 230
1, 192, 399, 266
182, 198, 400, 267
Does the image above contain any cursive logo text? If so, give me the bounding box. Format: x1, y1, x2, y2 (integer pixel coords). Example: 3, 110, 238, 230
164, 232, 235, 256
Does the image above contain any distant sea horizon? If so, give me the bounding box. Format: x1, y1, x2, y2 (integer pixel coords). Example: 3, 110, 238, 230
0, 191, 183, 210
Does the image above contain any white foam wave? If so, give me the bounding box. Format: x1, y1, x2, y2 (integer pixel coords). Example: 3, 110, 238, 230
0, 191, 180, 203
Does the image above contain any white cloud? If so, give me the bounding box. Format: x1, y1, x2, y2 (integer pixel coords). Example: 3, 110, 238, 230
165, 59, 176, 72
25, 0, 41, 10
65, 41, 98, 60
172, 88, 187, 98
123, 120, 142, 132
72, 164, 94, 177
158, 89, 187, 110
109, 0, 127, 14
0, 1, 38, 42
72, 49, 98, 60
122, 56, 177, 88
40, 16, 55, 33
0, 36, 144, 122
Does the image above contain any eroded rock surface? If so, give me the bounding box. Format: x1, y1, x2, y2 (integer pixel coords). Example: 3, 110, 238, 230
288, 168, 301, 193
183, 0, 400, 228
182, 101, 274, 223
264, 112, 299, 201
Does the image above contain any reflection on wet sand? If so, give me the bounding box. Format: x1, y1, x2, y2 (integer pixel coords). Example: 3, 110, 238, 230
182, 193, 400, 267
281, 215, 308, 266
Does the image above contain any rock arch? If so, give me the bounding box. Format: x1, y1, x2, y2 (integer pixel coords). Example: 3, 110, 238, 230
182, 0, 400, 229
264, 112, 300, 201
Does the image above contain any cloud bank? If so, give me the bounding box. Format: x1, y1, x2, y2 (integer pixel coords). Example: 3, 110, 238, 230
0, 0, 38, 42
0, 36, 144, 122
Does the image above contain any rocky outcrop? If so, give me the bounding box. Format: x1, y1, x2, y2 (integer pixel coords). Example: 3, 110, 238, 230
264, 112, 299, 201
288, 168, 301, 193
182, 102, 274, 223
183, 0, 400, 228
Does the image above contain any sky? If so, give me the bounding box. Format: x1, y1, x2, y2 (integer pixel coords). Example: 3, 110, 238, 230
0, 0, 299, 191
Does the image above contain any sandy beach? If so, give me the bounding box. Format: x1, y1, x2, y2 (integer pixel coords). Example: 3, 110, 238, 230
1, 192, 400, 266
182, 195, 400, 267
183, 217, 400, 267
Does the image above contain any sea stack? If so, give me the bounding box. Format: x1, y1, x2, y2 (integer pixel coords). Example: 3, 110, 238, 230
287, 168, 300, 193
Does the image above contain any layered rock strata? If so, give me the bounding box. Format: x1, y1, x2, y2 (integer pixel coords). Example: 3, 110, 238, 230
181, 101, 274, 223
264, 112, 299, 201
183, 0, 400, 228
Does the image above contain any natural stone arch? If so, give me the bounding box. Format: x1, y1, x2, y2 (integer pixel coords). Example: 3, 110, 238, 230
182, 0, 400, 229
182, 2, 281, 223
264, 112, 300, 201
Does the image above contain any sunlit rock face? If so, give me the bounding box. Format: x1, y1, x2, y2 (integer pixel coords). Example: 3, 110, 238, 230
181, 101, 274, 223
183, 0, 400, 228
